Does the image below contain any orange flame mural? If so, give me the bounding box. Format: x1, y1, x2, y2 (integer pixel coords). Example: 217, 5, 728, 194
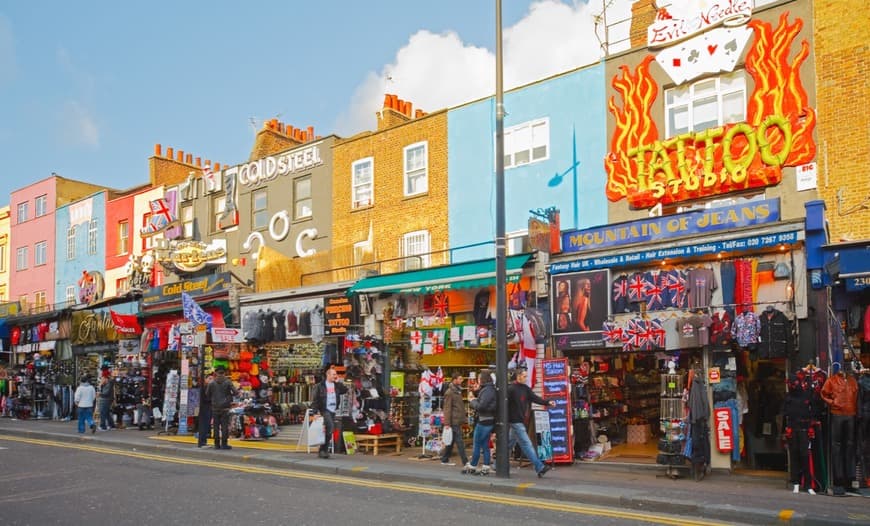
605, 13, 816, 209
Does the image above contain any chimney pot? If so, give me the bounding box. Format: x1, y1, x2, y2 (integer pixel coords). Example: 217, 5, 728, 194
215, 163, 221, 171
307, 125, 314, 140
155, 144, 162, 156
415, 109, 424, 118
383, 94, 392, 109
195, 157, 201, 166
390, 94, 399, 109
177, 150, 184, 162
167, 147, 174, 159
185, 153, 192, 164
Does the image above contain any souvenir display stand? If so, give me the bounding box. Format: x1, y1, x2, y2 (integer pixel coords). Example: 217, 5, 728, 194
658, 371, 687, 478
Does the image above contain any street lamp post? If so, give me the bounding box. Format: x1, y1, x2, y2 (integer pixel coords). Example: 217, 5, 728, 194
547, 125, 580, 229
494, 0, 510, 479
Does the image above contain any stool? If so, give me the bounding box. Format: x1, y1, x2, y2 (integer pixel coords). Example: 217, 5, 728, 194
354, 433, 402, 456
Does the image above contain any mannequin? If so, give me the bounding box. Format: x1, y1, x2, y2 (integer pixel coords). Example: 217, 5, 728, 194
820, 362, 859, 496
782, 365, 825, 495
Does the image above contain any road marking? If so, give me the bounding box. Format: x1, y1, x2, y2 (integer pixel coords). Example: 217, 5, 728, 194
0, 434, 729, 526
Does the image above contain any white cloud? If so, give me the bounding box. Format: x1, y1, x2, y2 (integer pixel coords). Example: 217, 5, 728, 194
59, 101, 100, 148
0, 15, 16, 87
334, 0, 634, 136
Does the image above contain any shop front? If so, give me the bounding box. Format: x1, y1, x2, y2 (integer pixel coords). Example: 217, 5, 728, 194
238, 281, 354, 431
551, 200, 809, 474
140, 272, 231, 432
348, 254, 538, 455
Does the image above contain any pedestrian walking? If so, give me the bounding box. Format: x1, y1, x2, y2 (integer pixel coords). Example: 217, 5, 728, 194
465, 370, 497, 475
98, 375, 117, 430
205, 366, 237, 450
74, 376, 97, 434
440, 374, 469, 467
508, 367, 554, 477
310, 366, 348, 458
197, 372, 214, 448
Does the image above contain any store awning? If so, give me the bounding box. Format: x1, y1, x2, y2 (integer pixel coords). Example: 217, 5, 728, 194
348, 254, 532, 295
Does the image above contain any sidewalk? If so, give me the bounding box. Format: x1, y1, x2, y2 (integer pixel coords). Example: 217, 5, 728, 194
1, 418, 868, 525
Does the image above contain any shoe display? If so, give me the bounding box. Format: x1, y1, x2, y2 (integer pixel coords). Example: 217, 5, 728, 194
537, 465, 551, 478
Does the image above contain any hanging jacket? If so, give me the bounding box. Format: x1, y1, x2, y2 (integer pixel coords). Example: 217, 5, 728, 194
731, 311, 760, 348
757, 308, 793, 359
858, 374, 870, 419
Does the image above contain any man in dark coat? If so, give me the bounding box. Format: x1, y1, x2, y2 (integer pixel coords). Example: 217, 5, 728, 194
205, 366, 237, 450
310, 366, 348, 458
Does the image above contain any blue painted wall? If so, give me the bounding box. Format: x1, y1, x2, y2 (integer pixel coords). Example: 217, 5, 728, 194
447, 63, 608, 261
55, 192, 108, 305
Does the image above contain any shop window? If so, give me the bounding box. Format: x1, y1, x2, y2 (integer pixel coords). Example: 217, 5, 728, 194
88, 219, 98, 255
403, 142, 428, 196
401, 230, 430, 271
67, 226, 76, 260
352, 157, 374, 209
116, 277, 128, 294
294, 177, 312, 219
141, 213, 156, 251
665, 70, 746, 138
253, 189, 268, 230
118, 220, 129, 255
16, 246, 28, 271
65, 285, 76, 305
35, 195, 48, 217
503, 118, 549, 169
17, 202, 29, 224
35, 241, 47, 266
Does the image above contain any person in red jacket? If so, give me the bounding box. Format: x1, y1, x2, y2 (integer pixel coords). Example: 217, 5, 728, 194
821, 364, 858, 495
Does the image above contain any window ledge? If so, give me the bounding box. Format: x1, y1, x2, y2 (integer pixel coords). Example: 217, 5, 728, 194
403, 192, 429, 200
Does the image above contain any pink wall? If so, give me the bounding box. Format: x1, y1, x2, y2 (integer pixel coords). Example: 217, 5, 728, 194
10, 177, 58, 307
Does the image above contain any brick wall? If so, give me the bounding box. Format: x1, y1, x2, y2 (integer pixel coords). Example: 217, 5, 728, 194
629, 0, 656, 49
814, 0, 870, 241
149, 144, 222, 189
332, 107, 449, 278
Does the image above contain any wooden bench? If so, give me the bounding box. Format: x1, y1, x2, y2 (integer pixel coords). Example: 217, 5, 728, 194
354, 433, 402, 456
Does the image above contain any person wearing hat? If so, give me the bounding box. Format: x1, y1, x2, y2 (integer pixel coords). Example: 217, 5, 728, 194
507, 367, 555, 477
74, 376, 97, 434
206, 366, 238, 450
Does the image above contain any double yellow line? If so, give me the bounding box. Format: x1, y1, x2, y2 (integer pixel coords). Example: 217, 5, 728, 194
0, 434, 730, 526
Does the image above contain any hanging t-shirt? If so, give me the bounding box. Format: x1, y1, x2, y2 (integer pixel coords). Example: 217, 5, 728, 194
677, 315, 707, 348
687, 268, 717, 309
662, 317, 681, 350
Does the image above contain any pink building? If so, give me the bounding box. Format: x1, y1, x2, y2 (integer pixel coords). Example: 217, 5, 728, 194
10, 174, 108, 312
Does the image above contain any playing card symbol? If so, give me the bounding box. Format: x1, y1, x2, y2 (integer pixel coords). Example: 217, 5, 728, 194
688, 49, 700, 63
725, 39, 738, 55
707, 44, 718, 55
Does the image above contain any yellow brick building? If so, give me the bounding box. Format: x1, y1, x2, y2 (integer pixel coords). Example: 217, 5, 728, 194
0, 205, 9, 302
814, 0, 870, 241
332, 95, 449, 279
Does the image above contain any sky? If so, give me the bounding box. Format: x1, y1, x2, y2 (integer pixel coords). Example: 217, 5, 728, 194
0, 0, 633, 206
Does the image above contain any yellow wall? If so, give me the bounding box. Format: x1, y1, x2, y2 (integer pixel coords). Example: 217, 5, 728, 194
0, 205, 9, 302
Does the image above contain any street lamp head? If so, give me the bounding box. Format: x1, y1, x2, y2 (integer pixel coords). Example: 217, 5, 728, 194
548, 173, 564, 187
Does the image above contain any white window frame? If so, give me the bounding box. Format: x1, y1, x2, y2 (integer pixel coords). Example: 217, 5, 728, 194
352, 157, 374, 209
353, 240, 372, 267
35, 241, 47, 266
403, 141, 428, 196
67, 226, 76, 260
17, 202, 28, 224
65, 285, 76, 305
34, 290, 46, 310
253, 189, 269, 230
506, 229, 529, 256
294, 177, 312, 219
118, 221, 129, 255
88, 219, 98, 255
665, 70, 747, 138
401, 230, 430, 271
16, 246, 27, 271
35, 195, 48, 217
182, 204, 194, 238
503, 118, 550, 169
211, 196, 225, 233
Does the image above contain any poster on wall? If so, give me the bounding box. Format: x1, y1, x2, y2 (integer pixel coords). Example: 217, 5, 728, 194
550, 269, 610, 350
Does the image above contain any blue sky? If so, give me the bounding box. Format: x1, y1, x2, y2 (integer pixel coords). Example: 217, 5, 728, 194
0, 1, 632, 206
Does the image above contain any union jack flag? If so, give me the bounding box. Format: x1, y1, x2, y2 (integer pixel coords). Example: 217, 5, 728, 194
623, 318, 642, 351
666, 270, 687, 309
627, 272, 646, 303
602, 321, 623, 344
432, 292, 449, 321
141, 197, 178, 237
645, 271, 664, 311
649, 318, 666, 349
612, 276, 627, 303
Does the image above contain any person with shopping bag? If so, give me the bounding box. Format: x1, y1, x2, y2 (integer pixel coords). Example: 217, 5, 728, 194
440, 374, 469, 467
310, 366, 348, 459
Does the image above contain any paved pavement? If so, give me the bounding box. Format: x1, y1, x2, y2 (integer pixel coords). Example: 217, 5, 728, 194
1, 418, 868, 525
